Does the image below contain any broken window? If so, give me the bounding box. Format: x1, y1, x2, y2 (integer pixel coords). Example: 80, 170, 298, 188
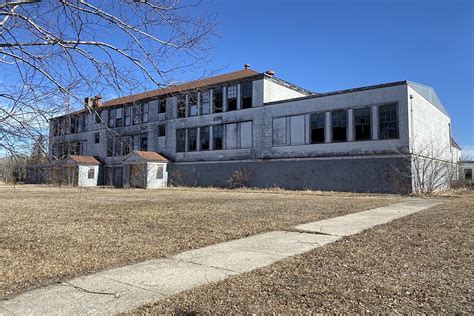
200, 126, 210, 150
332, 110, 347, 142
188, 92, 198, 116
200, 91, 210, 115
354, 107, 371, 141
213, 87, 223, 113
310, 113, 325, 144
94, 133, 100, 144
177, 95, 186, 118
88, 168, 95, 179
176, 129, 186, 152
240, 121, 253, 148
379, 103, 399, 139
213, 124, 224, 150
124, 106, 131, 126
241, 82, 252, 109
227, 85, 237, 111
158, 124, 166, 137
156, 165, 164, 179
188, 127, 198, 151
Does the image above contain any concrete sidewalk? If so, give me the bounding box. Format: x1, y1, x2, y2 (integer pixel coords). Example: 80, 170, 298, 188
0, 198, 444, 315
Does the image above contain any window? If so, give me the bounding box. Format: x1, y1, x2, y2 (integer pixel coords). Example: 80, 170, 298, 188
123, 136, 131, 156
114, 137, 121, 156
332, 110, 347, 142
465, 169, 472, 181
177, 95, 186, 118
140, 133, 148, 151
94, 133, 100, 144
227, 85, 237, 111
241, 82, 252, 109
290, 115, 305, 145
124, 106, 131, 126
200, 91, 210, 115
88, 168, 95, 179
354, 107, 371, 141
108, 109, 115, 128
213, 87, 223, 113
200, 126, 210, 150
225, 123, 237, 149
158, 98, 166, 114
80, 115, 86, 132
272, 117, 287, 146
156, 165, 164, 179
310, 113, 325, 144
158, 124, 166, 137
176, 129, 186, 152
141, 103, 149, 123
115, 107, 123, 127
213, 124, 224, 150
188, 128, 198, 151
95, 110, 102, 124
133, 104, 140, 125
379, 103, 399, 139
188, 92, 198, 116
107, 137, 114, 157
240, 121, 253, 148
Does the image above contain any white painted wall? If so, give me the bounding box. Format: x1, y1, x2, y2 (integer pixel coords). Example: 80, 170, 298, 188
263, 78, 308, 103
145, 162, 168, 189
77, 165, 99, 187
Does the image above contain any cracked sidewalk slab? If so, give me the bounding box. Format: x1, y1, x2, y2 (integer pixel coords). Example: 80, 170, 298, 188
0, 198, 444, 315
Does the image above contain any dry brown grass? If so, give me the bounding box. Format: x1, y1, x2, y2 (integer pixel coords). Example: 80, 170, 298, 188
132, 191, 473, 314
0, 185, 399, 298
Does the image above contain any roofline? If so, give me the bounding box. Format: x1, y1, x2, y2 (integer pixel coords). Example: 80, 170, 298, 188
264, 74, 315, 96
264, 81, 408, 106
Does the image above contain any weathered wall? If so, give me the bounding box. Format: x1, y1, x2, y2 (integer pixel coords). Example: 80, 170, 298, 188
77, 165, 98, 187
169, 156, 411, 193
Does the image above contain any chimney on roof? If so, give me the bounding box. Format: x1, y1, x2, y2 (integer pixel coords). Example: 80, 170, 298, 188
265, 70, 275, 77
244, 64, 251, 70
93, 95, 103, 108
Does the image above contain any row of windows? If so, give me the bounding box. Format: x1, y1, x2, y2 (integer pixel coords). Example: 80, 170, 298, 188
52, 116, 87, 136
107, 103, 149, 128
52, 141, 84, 158
273, 103, 399, 146
176, 121, 253, 152
106, 133, 148, 157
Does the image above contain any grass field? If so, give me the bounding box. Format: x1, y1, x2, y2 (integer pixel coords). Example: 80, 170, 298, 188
0, 185, 400, 298
132, 191, 473, 314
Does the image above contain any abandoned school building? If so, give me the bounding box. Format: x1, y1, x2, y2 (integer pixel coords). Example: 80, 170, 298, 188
34, 65, 462, 192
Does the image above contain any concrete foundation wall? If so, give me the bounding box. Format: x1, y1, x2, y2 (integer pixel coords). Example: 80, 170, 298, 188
169, 156, 412, 193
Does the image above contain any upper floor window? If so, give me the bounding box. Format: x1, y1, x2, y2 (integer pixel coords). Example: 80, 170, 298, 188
140, 133, 148, 151
200, 126, 210, 150
158, 98, 166, 114
332, 110, 347, 142
95, 110, 102, 124
124, 106, 131, 126
227, 85, 237, 111
241, 82, 252, 109
158, 124, 166, 137
188, 127, 198, 151
200, 91, 210, 115
177, 95, 186, 118
213, 87, 223, 113
141, 103, 149, 123
379, 103, 399, 139
213, 124, 224, 150
94, 132, 100, 144
310, 113, 325, 144
133, 104, 140, 125
115, 108, 123, 127
108, 109, 115, 128
354, 107, 371, 141
188, 92, 198, 116
176, 129, 186, 152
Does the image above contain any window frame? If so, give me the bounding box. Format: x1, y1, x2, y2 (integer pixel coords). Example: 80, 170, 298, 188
188, 127, 198, 151
241, 81, 252, 109
212, 124, 224, 150
331, 110, 348, 142
213, 87, 223, 113
353, 107, 372, 141
158, 124, 166, 137
227, 85, 237, 111
378, 103, 399, 140
200, 126, 210, 150
88, 168, 95, 179
310, 112, 326, 144
176, 129, 186, 152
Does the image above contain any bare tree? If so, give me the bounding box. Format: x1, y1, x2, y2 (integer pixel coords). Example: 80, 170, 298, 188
0, 0, 215, 157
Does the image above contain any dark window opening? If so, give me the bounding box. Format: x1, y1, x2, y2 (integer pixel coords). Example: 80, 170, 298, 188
188, 128, 197, 151
176, 129, 186, 152
141, 103, 149, 123
158, 98, 166, 114
213, 124, 224, 150
354, 107, 372, 141
310, 113, 325, 144
227, 85, 237, 111
379, 103, 399, 139
133, 105, 140, 125
140, 133, 148, 151
213, 88, 223, 113
200, 126, 210, 150
332, 110, 347, 142
156, 166, 164, 179
107, 137, 114, 157
88, 168, 95, 179
108, 109, 115, 128
94, 133, 100, 144
115, 108, 123, 127
241, 82, 252, 109
95, 111, 102, 124
158, 125, 166, 137
465, 169, 472, 181
177, 95, 186, 118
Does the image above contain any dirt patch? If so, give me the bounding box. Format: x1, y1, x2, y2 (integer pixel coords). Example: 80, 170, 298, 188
131, 192, 473, 314
0, 185, 398, 298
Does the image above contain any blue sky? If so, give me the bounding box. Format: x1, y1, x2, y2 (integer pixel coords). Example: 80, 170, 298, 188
208, 0, 473, 153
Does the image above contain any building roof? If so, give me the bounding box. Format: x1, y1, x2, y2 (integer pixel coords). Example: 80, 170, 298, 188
104, 69, 260, 107
124, 151, 169, 162
407, 81, 449, 116
67, 155, 100, 165
451, 138, 461, 150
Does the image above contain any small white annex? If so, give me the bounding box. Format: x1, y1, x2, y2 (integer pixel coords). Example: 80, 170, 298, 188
62, 155, 100, 187
122, 151, 169, 189
460, 161, 474, 184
